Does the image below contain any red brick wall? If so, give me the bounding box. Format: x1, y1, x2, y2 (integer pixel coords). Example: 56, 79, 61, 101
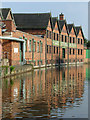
12, 30, 45, 66
2, 20, 16, 32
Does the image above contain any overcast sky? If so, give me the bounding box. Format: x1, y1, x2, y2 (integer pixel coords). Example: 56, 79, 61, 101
2, 2, 88, 39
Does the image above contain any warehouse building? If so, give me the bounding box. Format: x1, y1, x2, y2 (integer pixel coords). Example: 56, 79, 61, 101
0, 8, 87, 67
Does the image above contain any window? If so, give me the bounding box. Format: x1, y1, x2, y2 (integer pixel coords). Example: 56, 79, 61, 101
47, 30, 48, 38
54, 46, 55, 54
78, 38, 80, 44
37, 42, 39, 53
57, 47, 58, 54
62, 35, 63, 42
70, 48, 71, 55
81, 49, 82, 55
78, 49, 79, 55
57, 34, 58, 41
33, 42, 36, 52
50, 31, 51, 39
40, 43, 43, 53
29, 40, 31, 52
73, 37, 75, 43
47, 45, 48, 53
73, 49, 75, 54
54, 33, 55, 40
70, 37, 72, 43
65, 36, 67, 42
49, 46, 51, 53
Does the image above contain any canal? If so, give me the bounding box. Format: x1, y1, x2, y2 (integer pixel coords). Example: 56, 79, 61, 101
0, 64, 89, 119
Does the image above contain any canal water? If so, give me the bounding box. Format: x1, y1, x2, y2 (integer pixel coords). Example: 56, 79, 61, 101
1, 64, 89, 119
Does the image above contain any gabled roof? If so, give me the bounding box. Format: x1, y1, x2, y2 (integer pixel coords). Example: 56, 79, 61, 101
52, 17, 57, 28
59, 20, 69, 34
59, 20, 65, 30
13, 13, 51, 29
0, 8, 10, 19
67, 24, 77, 36
75, 26, 85, 39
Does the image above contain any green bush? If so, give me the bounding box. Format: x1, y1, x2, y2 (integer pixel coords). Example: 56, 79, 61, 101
10, 66, 15, 72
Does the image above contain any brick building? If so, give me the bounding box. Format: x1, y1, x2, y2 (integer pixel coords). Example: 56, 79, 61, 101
0, 8, 87, 67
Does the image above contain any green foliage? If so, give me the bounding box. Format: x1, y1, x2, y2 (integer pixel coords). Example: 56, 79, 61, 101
10, 66, 15, 72
87, 41, 90, 48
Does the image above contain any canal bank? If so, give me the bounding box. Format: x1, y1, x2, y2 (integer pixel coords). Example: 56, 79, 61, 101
0, 61, 89, 78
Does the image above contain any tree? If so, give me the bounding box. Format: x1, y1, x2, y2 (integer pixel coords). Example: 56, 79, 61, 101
87, 41, 90, 49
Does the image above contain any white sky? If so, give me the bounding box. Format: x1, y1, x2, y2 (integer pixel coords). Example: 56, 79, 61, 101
0, 1, 89, 39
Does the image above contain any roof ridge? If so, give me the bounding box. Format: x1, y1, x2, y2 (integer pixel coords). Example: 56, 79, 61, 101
13, 12, 51, 15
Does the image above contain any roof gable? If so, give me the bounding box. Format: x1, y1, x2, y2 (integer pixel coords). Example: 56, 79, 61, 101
47, 19, 52, 31
0, 8, 10, 19
75, 26, 84, 39
6, 10, 14, 20
67, 24, 76, 36
13, 13, 51, 30
59, 20, 68, 34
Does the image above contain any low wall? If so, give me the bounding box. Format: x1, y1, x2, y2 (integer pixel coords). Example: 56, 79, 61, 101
0, 65, 33, 78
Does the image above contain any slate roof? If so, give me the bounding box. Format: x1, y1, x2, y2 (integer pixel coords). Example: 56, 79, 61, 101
67, 24, 73, 33
52, 17, 57, 28
67, 24, 77, 35
59, 20, 66, 30
13, 13, 51, 29
59, 20, 69, 34
0, 8, 10, 19
75, 26, 85, 39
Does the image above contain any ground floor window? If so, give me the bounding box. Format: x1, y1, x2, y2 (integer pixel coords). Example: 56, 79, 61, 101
62, 48, 65, 58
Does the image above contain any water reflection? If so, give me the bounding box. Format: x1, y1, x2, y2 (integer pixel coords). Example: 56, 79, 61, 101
2, 65, 88, 119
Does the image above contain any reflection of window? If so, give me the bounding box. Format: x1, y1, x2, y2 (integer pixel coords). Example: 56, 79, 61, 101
70, 48, 71, 55
57, 47, 58, 54
29, 40, 31, 52
47, 30, 48, 38
50, 31, 51, 39
54, 46, 55, 54
47, 45, 48, 53
57, 34, 58, 41
73, 49, 75, 54
33, 42, 36, 52
81, 49, 82, 55
49, 46, 51, 53
40, 43, 43, 53
62, 71, 65, 79
78, 49, 79, 55
37, 42, 39, 52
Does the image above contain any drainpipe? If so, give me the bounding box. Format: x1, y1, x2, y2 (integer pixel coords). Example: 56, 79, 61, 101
23, 41, 25, 62
51, 31, 53, 66
40, 40, 41, 67
32, 39, 34, 62
68, 35, 69, 65
45, 30, 47, 67
76, 37, 77, 65
59, 34, 60, 66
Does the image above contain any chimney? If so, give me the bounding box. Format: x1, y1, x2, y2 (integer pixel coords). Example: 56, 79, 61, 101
59, 13, 64, 20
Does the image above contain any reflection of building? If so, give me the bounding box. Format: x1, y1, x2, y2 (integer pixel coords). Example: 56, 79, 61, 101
0, 8, 87, 67
2, 65, 87, 118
